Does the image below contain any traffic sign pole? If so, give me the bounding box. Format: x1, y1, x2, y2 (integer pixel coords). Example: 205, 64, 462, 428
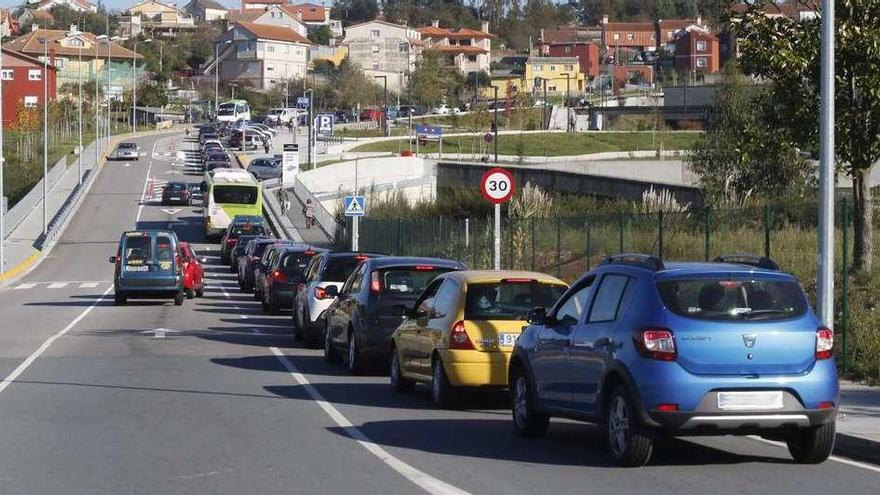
494, 203, 501, 270
480, 168, 515, 270
352, 216, 359, 251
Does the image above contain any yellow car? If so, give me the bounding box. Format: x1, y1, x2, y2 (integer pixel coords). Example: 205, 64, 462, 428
390, 270, 568, 407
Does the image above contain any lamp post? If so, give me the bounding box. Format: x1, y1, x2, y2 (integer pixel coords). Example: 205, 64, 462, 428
1, 35, 5, 274
106, 36, 119, 149
817, 0, 836, 327
77, 42, 83, 185
132, 38, 152, 134
373, 75, 387, 136
215, 39, 232, 117
39, 37, 48, 235
561, 72, 571, 132
96, 35, 105, 166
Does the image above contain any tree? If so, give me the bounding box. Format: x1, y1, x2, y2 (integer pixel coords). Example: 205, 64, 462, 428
308, 25, 333, 45
332, 0, 380, 25
732, 0, 880, 273
688, 63, 812, 205
407, 51, 464, 107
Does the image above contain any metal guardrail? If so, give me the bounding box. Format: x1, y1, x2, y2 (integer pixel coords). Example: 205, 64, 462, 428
3, 156, 67, 239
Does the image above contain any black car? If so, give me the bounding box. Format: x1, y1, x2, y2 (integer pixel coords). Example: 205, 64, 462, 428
238, 238, 280, 292
323, 257, 466, 373
248, 157, 282, 181
199, 132, 219, 145
294, 251, 387, 347
334, 110, 353, 123
398, 105, 426, 117
203, 151, 229, 165
254, 241, 298, 302
260, 245, 326, 315
162, 182, 192, 206
229, 234, 263, 273
219, 216, 269, 265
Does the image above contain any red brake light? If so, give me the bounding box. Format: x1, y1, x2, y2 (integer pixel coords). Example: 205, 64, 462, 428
655, 403, 679, 412
414, 265, 435, 271
449, 320, 475, 350
370, 272, 381, 293
272, 270, 288, 283
226, 238, 236, 245
635, 328, 677, 361
315, 286, 327, 299
819, 401, 835, 409
355, 255, 368, 261
502, 278, 534, 284
816, 327, 833, 360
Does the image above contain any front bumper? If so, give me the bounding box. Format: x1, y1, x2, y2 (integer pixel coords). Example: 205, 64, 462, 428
437, 349, 511, 387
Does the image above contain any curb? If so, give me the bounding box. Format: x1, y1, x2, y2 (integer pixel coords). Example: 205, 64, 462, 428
0, 251, 40, 284
835, 433, 880, 465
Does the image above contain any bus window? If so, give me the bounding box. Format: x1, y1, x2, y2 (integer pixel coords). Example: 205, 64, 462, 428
213, 185, 257, 204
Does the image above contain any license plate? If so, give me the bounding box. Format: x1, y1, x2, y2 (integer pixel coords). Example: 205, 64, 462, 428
170, 197, 180, 200
498, 333, 518, 347
717, 391, 784, 411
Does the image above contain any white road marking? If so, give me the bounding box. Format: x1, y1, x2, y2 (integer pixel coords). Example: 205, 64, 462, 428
0, 286, 113, 398
79, 282, 99, 288
136, 143, 158, 224
748, 435, 880, 474
47, 283, 68, 289
141, 328, 179, 339
161, 209, 182, 215
14, 283, 36, 290
211, 272, 471, 495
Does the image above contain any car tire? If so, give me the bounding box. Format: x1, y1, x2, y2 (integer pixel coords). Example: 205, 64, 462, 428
431, 357, 457, 409
347, 331, 363, 375
268, 295, 280, 315
292, 308, 303, 341
261, 292, 270, 313
511, 368, 549, 437
186, 288, 195, 299
174, 291, 184, 306
605, 386, 653, 467
323, 323, 339, 363
390, 348, 414, 393
787, 422, 836, 464
114, 293, 126, 306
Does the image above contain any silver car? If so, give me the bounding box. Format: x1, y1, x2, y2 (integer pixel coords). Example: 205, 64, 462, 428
114, 142, 140, 161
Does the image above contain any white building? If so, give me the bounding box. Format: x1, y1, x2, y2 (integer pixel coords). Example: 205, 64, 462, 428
417, 20, 493, 76
209, 21, 311, 91
184, 0, 229, 23
251, 5, 309, 39
30, 0, 97, 13
284, 2, 342, 38
343, 19, 421, 93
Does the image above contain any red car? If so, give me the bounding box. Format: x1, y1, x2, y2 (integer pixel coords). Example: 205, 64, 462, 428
178, 242, 205, 298
360, 108, 383, 121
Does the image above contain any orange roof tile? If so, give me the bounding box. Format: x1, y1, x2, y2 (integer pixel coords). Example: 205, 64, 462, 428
4, 29, 142, 60
428, 45, 489, 54
417, 25, 494, 40
235, 21, 311, 44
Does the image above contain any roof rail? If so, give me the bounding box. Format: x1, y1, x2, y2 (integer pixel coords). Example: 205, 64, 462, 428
601, 253, 665, 271
713, 254, 779, 271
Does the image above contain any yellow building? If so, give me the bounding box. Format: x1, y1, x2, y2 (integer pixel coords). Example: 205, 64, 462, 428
524, 56, 584, 94
482, 70, 525, 99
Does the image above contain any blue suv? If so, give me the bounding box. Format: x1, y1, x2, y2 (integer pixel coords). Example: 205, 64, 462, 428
508, 254, 838, 467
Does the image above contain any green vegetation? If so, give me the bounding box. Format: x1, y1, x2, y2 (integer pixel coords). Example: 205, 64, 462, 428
349, 131, 699, 156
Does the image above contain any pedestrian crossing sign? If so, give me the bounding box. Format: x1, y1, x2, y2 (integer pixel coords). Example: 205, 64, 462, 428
343, 196, 366, 217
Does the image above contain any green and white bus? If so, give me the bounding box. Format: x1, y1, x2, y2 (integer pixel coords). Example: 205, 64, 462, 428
204, 169, 263, 237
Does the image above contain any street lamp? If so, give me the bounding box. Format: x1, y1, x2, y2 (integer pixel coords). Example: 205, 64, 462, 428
107, 36, 120, 149
39, 37, 48, 235
132, 38, 152, 134
229, 82, 237, 100
215, 39, 232, 116
560, 72, 571, 132
373, 75, 388, 136
1, 34, 6, 273
96, 35, 106, 166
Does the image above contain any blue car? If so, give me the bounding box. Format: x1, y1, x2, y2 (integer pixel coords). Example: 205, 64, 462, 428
509, 254, 838, 467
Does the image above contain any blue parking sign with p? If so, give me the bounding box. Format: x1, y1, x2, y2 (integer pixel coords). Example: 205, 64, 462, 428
343, 196, 366, 217
316, 113, 334, 135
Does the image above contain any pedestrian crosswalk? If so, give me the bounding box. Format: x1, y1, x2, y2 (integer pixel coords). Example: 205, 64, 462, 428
11, 281, 111, 291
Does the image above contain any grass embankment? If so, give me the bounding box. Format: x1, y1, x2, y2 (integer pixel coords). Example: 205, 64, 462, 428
349, 131, 699, 157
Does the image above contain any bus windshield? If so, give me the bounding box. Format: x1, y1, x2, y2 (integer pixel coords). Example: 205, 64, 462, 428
213, 185, 257, 204
218, 104, 236, 116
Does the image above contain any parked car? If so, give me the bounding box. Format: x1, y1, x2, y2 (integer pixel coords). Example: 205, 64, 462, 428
293, 251, 387, 347
398, 105, 426, 117
199, 132, 219, 145
229, 131, 262, 151
334, 110, 354, 123
161, 181, 192, 206
360, 108, 383, 121
220, 216, 269, 265
509, 253, 839, 467
110, 230, 184, 306
178, 241, 206, 298
260, 245, 326, 314
431, 104, 451, 115
323, 257, 466, 374
247, 156, 282, 181
238, 238, 280, 292
267, 108, 299, 125
390, 271, 567, 407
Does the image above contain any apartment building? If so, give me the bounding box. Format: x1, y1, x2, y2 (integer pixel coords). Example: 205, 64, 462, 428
184, 0, 229, 23
342, 19, 421, 93
417, 20, 493, 76
210, 21, 310, 91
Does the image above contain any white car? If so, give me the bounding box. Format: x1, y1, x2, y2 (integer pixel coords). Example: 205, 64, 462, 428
432, 104, 451, 115
267, 108, 299, 124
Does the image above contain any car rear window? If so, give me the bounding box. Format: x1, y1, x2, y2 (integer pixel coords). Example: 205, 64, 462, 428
379, 267, 454, 295
657, 278, 808, 321
119, 143, 136, 149
156, 235, 174, 262
166, 183, 186, 191
465, 281, 567, 321
123, 236, 151, 265
230, 225, 267, 238
324, 257, 369, 282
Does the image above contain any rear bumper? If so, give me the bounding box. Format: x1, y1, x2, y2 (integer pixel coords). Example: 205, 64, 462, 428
116, 285, 180, 298
650, 408, 836, 433
269, 287, 294, 306
437, 349, 511, 387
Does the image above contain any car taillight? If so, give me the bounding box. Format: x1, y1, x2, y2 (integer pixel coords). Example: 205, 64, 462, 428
315, 286, 327, 299
635, 328, 677, 361
414, 265, 435, 271
819, 401, 835, 409
272, 270, 288, 283
226, 238, 236, 245
449, 321, 475, 350
355, 255, 368, 261
816, 327, 834, 360
370, 272, 381, 293
655, 403, 679, 412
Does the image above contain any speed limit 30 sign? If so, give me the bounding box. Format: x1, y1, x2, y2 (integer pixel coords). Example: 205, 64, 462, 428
480, 168, 516, 204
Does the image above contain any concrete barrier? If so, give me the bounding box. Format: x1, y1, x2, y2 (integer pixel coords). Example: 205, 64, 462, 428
3, 156, 67, 239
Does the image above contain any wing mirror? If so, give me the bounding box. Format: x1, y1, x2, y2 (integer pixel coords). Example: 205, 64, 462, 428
324, 285, 339, 298
527, 307, 548, 325
108, 255, 117, 264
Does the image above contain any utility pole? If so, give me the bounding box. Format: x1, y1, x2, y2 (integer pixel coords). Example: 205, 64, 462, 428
817, 0, 836, 327
132, 38, 151, 134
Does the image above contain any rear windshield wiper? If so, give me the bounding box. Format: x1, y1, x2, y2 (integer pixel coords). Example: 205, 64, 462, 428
740, 309, 793, 319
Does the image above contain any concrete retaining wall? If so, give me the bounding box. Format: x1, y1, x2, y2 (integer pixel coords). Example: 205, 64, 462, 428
3, 156, 67, 239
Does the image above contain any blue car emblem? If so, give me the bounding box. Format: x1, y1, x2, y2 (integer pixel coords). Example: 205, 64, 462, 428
742, 333, 757, 348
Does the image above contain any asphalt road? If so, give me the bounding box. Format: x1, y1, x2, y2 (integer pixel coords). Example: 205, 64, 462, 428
0, 131, 878, 494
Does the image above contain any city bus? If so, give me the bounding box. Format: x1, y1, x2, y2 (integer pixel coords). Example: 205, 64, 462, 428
217, 99, 251, 123
204, 169, 263, 238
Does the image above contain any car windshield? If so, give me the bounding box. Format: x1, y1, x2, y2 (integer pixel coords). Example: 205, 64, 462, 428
657, 277, 808, 321
213, 186, 257, 205
230, 225, 267, 237
119, 143, 136, 149
464, 281, 567, 321
218, 105, 235, 116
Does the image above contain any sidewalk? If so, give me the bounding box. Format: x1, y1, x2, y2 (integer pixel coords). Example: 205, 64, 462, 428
836, 380, 880, 463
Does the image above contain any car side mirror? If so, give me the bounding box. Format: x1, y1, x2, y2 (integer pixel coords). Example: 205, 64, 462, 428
527, 307, 547, 325
324, 285, 339, 298
108, 256, 117, 264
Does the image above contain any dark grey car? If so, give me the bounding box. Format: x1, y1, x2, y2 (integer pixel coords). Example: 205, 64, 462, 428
247, 157, 282, 181
110, 230, 184, 306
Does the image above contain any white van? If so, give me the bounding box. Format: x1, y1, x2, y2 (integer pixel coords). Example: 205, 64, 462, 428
267, 108, 299, 125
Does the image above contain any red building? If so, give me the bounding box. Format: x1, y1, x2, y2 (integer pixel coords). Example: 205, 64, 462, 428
673, 29, 720, 73
0, 48, 58, 128
537, 27, 601, 78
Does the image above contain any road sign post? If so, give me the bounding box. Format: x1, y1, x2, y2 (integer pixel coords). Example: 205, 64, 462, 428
480, 168, 516, 270
416, 125, 442, 158
282, 143, 299, 188
343, 195, 366, 251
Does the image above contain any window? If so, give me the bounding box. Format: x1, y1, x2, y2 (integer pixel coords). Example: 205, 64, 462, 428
550, 65, 556, 71
564, 45, 571, 53
696, 40, 707, 51
370, 29, 380, 38
657, 278, 807, 321
372, 62, 380, 70
267, 45, 275, 52
28, 69, 41, 81
565, 64, 573, 71
533, 64, 543, 71
627, 33, 634, 41
555, 282, 594, 326
24, 96, 38, 108
379, 267, 455, 295
548, 85, 556, 91
212, 185, 257, 204
371, 44, 380, 54
342, 263, 366, 293
399, 42, 408, 52
69, 38, 84, 47
431, 280, 460, 318
588, 274, 630, 323
465, 281, 566, 321
54, 58, 66, 69
613, 33, 620, 40
267, 66, 274, 71
0, 70, 12, 80
696, 57, 707, 68
460, 39, 471, 46
466, 55, 477, 62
